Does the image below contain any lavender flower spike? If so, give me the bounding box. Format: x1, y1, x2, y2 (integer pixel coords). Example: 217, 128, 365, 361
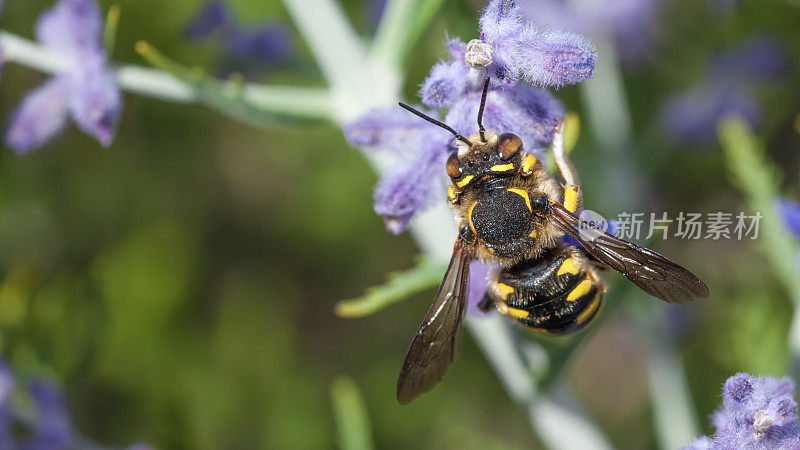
4, 0, 122, 153
476, 0, 597, 88
683, 373, 800, 449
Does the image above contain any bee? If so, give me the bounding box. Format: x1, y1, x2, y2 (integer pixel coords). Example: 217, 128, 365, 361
395, 79, 709, 405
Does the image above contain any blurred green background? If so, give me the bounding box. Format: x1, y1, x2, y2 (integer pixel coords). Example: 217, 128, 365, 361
0, 0, 799, 449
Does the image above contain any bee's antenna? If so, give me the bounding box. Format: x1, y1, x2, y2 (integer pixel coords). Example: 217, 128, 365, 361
477, 77, 490, 142
398, 103, 472, 146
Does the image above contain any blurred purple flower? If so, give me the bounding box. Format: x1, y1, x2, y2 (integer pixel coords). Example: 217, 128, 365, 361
226, 25, 292, 66
660, 36, 789, 145
777, 198, 800, 239
0, 359, 149, 449
710, 36, 790, 82
186, 1, 234, 40
365, 0, 388, 29
683, 373, 800, 449
476, 0, 597, 89
4, 0, 122, 153
27, 379, 74, 450
186, 1, 292, 71
521, 0, 660, 61
0, 361, 13, 449
661, 83, 760, 145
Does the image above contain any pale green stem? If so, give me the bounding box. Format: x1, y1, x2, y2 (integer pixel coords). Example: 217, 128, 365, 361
580, 34, 699, 449
0, 31, 334, 120
370, 0, 423, 74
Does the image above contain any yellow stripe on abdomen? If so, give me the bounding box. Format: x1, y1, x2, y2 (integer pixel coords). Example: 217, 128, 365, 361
557, 258, 580, 277
566, 279, 592, 302
576, 293, 603, 324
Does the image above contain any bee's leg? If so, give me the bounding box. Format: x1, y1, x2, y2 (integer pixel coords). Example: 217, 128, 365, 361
552, 121, 582, 213
477, 293, 495, 313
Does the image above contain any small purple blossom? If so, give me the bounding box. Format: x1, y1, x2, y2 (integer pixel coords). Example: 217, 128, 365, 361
777, 198, 800, 239
186, 1, 234, 40
683, 373, 800, 449
477, 0, 597, 89
226, 25, 293, 66
467, 261, 493, 316
661, 83, 760, 145
660, 36, 788, 145
186, 1, 292, 71
4, 0, 122, 153
27, 379, 74, 450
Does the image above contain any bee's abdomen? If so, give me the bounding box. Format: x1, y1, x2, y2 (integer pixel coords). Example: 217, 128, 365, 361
491, 247, 604, 335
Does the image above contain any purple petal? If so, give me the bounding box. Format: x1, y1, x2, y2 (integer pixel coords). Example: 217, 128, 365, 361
344, 106, 452, 154
5, 77, 72, 153
373, 148, 448, 234
27, 379, 74, 450
480, 0, 596, 88
445, 86, 564, 152
0, 360, 13, 449
660, 84, 760, 145
186, 1, 234, 40
35, 0, 104, 57
68, 68, 122, 147
777, 198, 800, 239
467, 261, 493, 316
226, 25, 293, 65
419, 59, 471, 109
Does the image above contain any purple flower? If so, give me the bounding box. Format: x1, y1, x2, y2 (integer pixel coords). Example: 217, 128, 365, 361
444, 86, 564, 151
709, 36, 789, 83
777, 198, 800, 239
346, 106, 453, 233
344, 0, 592, 234
226, 25, 292, 66
683, 373, 800, 449
476, 0, 597, 89
467, 261, 493, 316
661, 83, 760, 145
4, 0, 122, 153
521, 0, 659, 61
660, 36, 788, 145
186, 1, 234, 40
26, 379, 74, 450
186, 1, 293, 72
0, 361, 13, 449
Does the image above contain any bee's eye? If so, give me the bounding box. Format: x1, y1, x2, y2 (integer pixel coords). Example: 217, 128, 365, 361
446, 152, 462, 178
497, 133, 522, 160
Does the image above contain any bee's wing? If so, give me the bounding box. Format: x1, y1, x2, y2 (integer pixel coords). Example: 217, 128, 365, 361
549, 201, 709, 303
396, 239, 472, 405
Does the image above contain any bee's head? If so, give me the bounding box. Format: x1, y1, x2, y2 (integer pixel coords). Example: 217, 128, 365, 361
398, 78, 526, 190
445, 131, 524, 188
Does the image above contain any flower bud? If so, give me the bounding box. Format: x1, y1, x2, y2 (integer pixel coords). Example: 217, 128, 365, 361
465, 39, 494, 69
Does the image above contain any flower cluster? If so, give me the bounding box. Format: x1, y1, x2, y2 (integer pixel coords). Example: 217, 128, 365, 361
683, 373, 800, 449
186, 1, 292, 74
4, 0, 122, 153
660, 36, 788, 145
345, 0, 596, 234
521, 0, 659, 61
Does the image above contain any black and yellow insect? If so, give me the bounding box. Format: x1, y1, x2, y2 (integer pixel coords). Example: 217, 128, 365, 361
395, 79, 709, 405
